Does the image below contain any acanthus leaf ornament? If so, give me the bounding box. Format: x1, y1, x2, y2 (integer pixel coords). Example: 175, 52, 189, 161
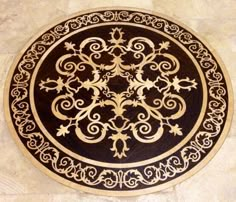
39, 28, 198, 158
6, 9, 232, 195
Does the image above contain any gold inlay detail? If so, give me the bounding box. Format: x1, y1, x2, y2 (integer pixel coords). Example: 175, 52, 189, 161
39, 28, 197, 158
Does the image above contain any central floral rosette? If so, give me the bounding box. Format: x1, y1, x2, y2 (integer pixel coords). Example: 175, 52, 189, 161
39, 27, 197, 159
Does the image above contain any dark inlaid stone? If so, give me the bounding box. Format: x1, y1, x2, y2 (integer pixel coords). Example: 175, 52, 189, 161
5, 8, 233, 196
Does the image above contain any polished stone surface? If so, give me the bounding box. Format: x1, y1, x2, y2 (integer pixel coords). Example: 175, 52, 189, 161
1, 0, 236, 201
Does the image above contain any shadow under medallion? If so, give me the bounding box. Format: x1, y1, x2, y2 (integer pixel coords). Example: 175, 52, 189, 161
34, 24, 203, 164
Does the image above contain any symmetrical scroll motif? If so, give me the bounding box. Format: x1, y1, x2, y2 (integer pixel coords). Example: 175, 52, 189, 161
39, 28, 197, 158
8, 10, 229, 191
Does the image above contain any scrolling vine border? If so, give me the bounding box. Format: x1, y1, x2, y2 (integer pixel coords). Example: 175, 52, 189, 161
8, 9, 228, 190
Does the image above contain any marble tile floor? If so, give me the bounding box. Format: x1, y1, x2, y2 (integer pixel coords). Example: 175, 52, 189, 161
0, 0, 236, 201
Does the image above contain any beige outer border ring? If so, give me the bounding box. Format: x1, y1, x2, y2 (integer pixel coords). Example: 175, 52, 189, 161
4, 7, 234, 197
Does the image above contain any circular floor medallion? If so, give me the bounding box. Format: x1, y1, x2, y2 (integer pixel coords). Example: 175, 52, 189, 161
5, 8, 233, 196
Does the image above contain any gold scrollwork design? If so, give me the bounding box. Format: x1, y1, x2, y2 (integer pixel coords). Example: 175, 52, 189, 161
9, 10, 227, 190
39, 27, 197, 158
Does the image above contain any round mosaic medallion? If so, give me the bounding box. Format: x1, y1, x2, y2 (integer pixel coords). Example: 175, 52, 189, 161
5, 8, 233, 196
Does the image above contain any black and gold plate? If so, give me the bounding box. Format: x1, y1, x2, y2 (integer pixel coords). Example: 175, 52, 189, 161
4, 8, 233, 196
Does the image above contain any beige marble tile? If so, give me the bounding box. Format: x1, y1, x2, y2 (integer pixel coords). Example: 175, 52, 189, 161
112, 0, 153, 10
153, 0, 236, 20
0, 194, 124, 202
0, 54, 15, 119
0, 1, 36, 53
0, 0, 67, 54
67, 0, 113, 13
175, 137, 236, 201
66, 0, 153, 13
0, 0, 235, 201
230, 35, 236, 52
24, 0, 68, 28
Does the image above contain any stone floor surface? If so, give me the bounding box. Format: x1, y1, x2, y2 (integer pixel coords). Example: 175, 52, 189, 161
0, 0, 236, 201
